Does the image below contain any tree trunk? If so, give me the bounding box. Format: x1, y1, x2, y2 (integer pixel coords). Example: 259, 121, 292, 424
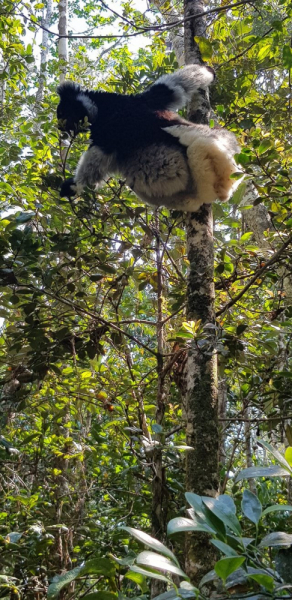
58, 0, 68, 82
183, 0, 219, 584
151, 213, 168, 597
35, 0, 53, 109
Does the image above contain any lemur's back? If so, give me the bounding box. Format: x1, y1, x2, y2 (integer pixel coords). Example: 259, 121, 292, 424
89, 92, 187, 160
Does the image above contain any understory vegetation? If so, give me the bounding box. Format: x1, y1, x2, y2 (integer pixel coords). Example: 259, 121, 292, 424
2, 0, 292, 598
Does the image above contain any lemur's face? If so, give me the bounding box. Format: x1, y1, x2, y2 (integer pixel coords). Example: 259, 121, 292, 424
57, 97, 89, 135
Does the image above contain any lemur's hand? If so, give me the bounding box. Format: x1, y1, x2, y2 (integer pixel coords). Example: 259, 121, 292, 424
60, 178, 77, 199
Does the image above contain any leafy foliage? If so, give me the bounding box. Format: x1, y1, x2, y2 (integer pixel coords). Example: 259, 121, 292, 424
2, 0, 292, 597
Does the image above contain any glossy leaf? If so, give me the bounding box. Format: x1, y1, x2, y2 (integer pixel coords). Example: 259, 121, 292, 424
121, 527, 179, 565
259, 532, 292, 547
214, 557, 245, 583
235, 466, 289, 482
136, 551, 187, 578
241, 490, 262, 525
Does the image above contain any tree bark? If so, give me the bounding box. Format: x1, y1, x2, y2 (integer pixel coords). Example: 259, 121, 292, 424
151, 213, 169, 597
58, 0, 68, 82
183, 0, 219, 584
35, 0, 53, 109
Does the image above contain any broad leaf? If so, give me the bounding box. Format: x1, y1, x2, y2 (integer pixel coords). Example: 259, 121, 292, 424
129, 565, 171, 583
214, 557, 245, 583
80, 558, 115, 577
211, 540, 238, 557
235, 466, 289, 482
121, 527, 178, 565
136, 551, 187, 578
249, 574, 274, 592
241, 490, 262, 525
260, 532, 292, 547
47, 567, 82, 599
167, 517, 214, 535
215, 495, 236, 515
258, 440, 291, 471
125, 570, 148, 592
83, 594, 118, 600
199, 570, 217, 587
152, 588, 198, 600
185, 493, 224, 535
203, 497, 241, 535
185, 492, 204, 515
262, 504, 292, 516
202, 502, 226, 537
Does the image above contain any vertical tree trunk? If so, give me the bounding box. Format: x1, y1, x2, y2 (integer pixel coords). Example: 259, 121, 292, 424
183, 0, 219, 584
151, 213, 168, 597
35, 0, 53, 109
58, 0, 68, 82
56, 4, 70, 593
218, 358, 227, 472
243, 401, 256, 494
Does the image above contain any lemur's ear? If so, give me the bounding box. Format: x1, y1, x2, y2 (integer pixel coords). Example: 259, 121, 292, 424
57, 81, 81, 99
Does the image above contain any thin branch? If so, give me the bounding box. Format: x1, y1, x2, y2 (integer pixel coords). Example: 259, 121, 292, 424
23, 284, 158, 357
216, 232, 292, 316
14, 0, 258, 41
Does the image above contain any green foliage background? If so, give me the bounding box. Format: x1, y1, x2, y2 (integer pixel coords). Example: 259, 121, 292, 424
2, 0, 292, 597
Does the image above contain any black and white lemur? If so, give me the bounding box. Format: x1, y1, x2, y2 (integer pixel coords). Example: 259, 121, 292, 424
57, 65, 240, 212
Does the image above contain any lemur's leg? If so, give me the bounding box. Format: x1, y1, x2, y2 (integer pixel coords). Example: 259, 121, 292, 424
60, 145, 113, 198
186, 138, 237, 203
164, 124, 240, 204
142, 65, 215, 111
124, 144, 190, 201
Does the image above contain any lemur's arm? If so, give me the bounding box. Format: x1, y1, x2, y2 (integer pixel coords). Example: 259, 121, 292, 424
141, 64, 215, 111
60, 145, 111, 198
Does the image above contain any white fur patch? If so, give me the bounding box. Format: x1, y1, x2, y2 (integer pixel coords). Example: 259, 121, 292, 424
152, 65, 215, 109
164, 124, 241, 204
76, 93, 98, 121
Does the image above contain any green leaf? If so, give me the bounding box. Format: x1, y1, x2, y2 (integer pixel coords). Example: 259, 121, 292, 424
199, 569, 217, 586
152, 588, 197, 600
285, 447, 292, 466
240, 232, 253, 243
194, 37, 213, 60
79, 558, 115, 577
214, 557, 245, 583
262, 504, 292, 516
15, 212, 35, 224
248, 574, 274, 592
235, 465, 290, 482
258, 139, 272, 154
83, 594, 117, 600
283, 45, 292, 68
121, 527, 179, 565
167, 517, 214, 535
203, 497, 241, 536
47, 560, 115, 599
47, 567, 82, 599
257, 44, 271, 60
241, 490, 262, 525
259, 532, 292, 547
211, 540, 238, 557
202, 502, 226, 538
136, 551, 187, 578
258, 440, 292, 470
129, 565, 171, 583
125, 569, 148, 591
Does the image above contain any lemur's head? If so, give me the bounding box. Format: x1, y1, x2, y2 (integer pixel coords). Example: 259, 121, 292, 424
57, 81, 97, 134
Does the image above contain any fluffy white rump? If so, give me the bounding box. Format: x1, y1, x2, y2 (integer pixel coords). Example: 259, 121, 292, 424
164, 124, 241, 209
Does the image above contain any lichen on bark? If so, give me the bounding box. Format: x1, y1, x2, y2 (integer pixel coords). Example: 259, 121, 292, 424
183, 0, 219, 585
